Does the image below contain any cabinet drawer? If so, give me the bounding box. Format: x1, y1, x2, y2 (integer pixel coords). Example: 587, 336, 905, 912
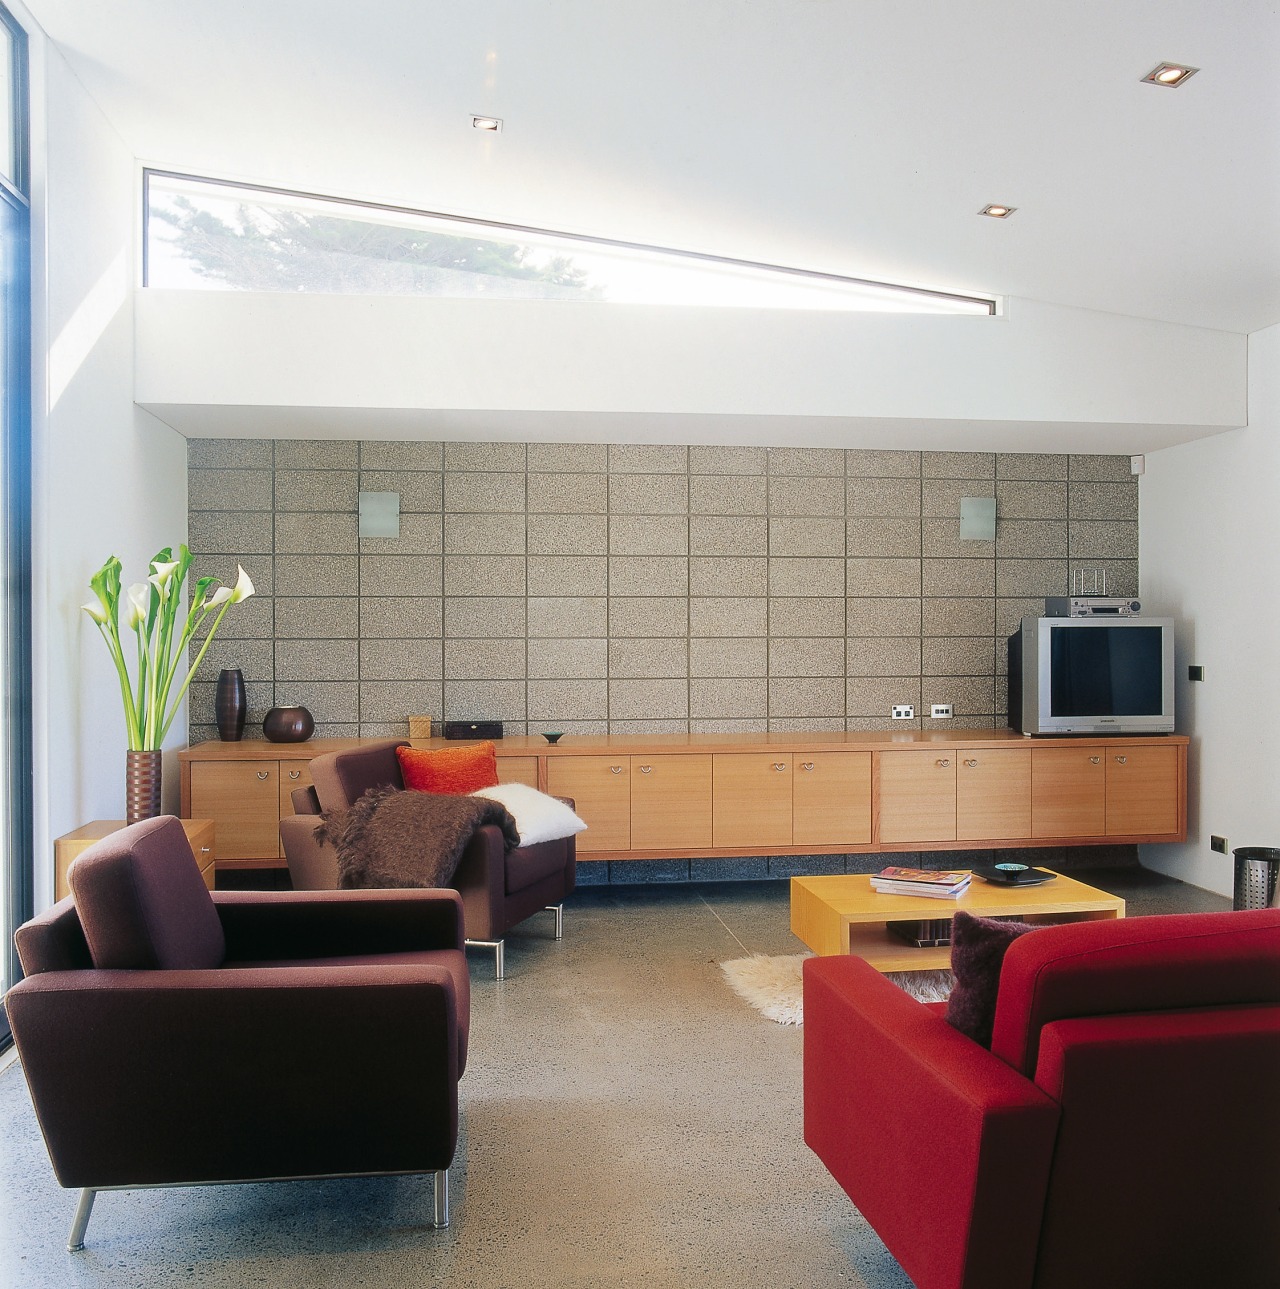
546, 756, 630, 852
190, 761, 281, 860
632, 755, 712, 850
713, 754, 792, 849
793, 752, 872, 847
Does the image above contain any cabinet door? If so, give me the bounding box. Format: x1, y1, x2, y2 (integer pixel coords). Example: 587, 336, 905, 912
277, 762, 315, 857
498, 756, 540, 788
1032, 746, 1105, 838
1105, 744, 1180, 836
878, 750, 957, 843
632, 755, 713, 850
546, 756, 630, 852
190, 761, 280, 860
713, 754, 793, 848
957, 747, 1031, 841
793, 752, 872, 847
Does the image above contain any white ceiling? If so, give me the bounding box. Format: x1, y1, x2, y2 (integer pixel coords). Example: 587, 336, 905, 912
24, 0, 1280, 336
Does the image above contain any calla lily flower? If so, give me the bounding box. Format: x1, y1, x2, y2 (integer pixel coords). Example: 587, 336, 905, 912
85, 544, 256, 751
229, 565, 255, 603
126, 583, 150, 630
147, 560, 180, 592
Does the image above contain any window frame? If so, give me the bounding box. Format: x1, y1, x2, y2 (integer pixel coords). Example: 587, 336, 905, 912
142, 168, 997, 316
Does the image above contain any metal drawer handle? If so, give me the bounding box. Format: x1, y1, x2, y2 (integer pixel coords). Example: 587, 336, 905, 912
289, 769, 302, 780
256, 771, 269, 780
964, 758, 978, 768
1089, 756, 1101, 765
639, 765, 652, 774
200, 847, 211, 854
773, 763, 786, 771
1115, 755, 1128, 764
610, 765, 624, 774
936, 758, 951, 768
801, 762, 814, 771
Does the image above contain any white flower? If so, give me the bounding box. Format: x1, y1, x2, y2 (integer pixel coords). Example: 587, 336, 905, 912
205, 586, 234, 607
229, 565, 255, 603
126, 583, 150, 630
81, 600, 108, 625
147, 560, 180, 592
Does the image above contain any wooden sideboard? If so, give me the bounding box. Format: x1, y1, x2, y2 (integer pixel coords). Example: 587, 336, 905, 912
179, 731, 1187, 873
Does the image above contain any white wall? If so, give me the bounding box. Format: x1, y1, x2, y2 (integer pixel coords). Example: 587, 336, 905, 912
1138, 322, 1280, 895
32, 44, 187, 907
134, 291, 1247, 453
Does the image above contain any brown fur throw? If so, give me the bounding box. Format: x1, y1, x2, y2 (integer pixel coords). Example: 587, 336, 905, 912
319, 785, 520, 890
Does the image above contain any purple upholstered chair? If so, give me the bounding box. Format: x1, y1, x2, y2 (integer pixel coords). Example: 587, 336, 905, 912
7, 815, 468, 1250
280, 739, 576, 979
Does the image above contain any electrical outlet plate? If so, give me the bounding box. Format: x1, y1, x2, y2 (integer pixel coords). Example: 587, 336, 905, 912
1211, 835, 1227, 854
891, 704, 914, 720
930, 704, 953, 719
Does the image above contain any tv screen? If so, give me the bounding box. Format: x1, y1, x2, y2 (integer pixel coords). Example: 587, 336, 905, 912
1049, 625, 1163, 717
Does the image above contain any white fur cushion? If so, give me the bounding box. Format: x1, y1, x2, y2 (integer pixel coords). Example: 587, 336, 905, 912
470, 781, 588, 847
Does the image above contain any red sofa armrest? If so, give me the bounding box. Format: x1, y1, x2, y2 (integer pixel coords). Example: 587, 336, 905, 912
803, 956, 1060, 1289
7, 962, 459, 1189
213, 888, 465, 960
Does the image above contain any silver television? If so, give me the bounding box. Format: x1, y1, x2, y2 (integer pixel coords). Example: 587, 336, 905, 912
1008, 616, 1175, 735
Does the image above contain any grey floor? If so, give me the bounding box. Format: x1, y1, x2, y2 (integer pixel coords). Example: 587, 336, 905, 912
0, 867, 1230, 1289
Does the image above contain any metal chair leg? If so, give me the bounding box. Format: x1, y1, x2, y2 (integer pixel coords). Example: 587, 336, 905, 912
433, 1169, 450, 1229
545, 903, 564, 940
465, 938, 505, 980
67, 1188, 96, 1252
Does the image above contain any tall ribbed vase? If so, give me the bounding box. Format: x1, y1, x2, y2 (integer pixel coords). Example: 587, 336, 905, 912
125, 749, 163, 825
215, 667, 247, 741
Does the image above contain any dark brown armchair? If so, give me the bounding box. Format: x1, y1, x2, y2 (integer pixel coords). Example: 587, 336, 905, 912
7, 816, 468, 1250
280, 739, 576, 979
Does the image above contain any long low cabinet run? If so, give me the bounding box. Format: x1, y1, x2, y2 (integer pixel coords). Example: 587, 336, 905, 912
180, 731, 1187, 872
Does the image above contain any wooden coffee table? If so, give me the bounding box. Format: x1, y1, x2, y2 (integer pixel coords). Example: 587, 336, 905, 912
790, 871, 1124, 972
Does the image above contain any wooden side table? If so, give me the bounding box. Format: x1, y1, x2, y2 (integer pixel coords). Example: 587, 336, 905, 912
54, 818, 217, 901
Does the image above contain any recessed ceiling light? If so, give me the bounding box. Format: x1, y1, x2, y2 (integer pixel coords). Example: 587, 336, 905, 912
471, 115, 503, 132
979, 204, 1016, 219
1141, 62, 1199, 88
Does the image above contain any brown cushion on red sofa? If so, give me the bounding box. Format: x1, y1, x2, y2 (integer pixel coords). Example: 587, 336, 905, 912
69, 816, 226, 970
945, 910, 1040, 1048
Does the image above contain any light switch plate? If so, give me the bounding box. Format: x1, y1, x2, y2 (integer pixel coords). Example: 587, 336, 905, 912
930, 704, 953, 719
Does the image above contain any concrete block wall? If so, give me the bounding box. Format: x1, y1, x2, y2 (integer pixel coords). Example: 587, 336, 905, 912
187, 440, 1138, 748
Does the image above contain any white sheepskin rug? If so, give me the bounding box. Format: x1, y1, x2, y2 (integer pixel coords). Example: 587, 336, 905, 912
719, 953, 953, 1026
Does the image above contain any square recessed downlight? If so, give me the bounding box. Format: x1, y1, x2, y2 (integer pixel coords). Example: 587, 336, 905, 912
471, 115, 503, 131
979, 204, 1016, 219
1142, 62, 1199, 88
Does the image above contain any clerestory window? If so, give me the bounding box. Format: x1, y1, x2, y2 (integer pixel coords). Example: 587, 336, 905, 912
144, 170, 995, 316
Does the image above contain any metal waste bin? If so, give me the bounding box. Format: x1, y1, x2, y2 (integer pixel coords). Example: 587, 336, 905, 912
1232, 847, 1280, 911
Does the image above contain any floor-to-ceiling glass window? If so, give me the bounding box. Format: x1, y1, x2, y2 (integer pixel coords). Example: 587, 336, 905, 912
0, 2, 31, 1051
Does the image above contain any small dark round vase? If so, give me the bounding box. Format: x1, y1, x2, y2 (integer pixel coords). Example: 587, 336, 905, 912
215, 668, 247, 741
263, 705, 315, 743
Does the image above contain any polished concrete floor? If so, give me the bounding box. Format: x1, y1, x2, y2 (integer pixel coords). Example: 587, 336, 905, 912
0, 867, 1230, 1288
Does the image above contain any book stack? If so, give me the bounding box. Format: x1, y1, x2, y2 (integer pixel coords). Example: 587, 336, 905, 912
870, 865, 972, 899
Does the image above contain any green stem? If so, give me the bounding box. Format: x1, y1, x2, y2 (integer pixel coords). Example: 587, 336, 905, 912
158, 599, 231, 744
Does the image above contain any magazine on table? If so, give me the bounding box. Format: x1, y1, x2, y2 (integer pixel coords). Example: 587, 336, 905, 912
872, 865, 971, 887
871, 878, 971, 899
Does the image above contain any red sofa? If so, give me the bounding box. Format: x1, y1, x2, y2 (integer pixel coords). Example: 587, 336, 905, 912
803, 909, 1280, 1289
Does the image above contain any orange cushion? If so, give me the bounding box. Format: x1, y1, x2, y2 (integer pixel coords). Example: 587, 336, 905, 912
396, 742, 499, 795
